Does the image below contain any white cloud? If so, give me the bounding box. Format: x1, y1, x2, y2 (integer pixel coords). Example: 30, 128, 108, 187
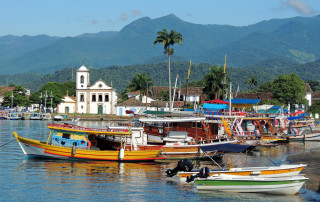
131, 9, 141, 17
91, 19, 98, 25
282, 0, 316, 16
120, 13, 128, 21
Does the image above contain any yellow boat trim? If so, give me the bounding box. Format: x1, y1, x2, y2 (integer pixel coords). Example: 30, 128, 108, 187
48, 125, 132, 136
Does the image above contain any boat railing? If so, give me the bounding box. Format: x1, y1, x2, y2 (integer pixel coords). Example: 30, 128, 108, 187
48, 123, 130, 133
205, 111, 246, 118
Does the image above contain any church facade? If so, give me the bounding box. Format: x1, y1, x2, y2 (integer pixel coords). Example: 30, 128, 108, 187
76, 65, 117, 114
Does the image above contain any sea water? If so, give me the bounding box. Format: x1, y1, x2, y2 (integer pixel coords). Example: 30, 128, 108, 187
0, 120, 319, 201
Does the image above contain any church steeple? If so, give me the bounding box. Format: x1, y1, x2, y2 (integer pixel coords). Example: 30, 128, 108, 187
76, 64, 90, 90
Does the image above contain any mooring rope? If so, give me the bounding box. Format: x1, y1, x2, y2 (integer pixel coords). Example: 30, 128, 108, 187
0, 139, 15, 147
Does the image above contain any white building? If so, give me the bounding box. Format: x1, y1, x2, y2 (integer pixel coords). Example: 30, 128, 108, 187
116, 97, 146, 116
57, 95, 76, 113
76, 65, 117, 114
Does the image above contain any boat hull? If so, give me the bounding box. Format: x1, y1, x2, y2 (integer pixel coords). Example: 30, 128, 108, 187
288, 132, 320, 141
178, 164, 306, 181
14, 132, 164, 162
195, 176, 307, 195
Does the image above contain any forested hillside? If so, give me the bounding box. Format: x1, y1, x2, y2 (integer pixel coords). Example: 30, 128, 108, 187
0, 14, 320, 74
2, 59, 320, 93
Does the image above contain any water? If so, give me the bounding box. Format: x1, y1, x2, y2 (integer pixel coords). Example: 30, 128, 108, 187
1, 120, 320, 201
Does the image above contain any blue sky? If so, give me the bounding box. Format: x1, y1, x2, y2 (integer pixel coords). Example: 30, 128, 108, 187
1, 0, 319, 37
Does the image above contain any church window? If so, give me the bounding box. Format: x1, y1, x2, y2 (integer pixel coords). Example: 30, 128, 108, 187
105, 94, 109, 102
92, 94, 96, 102
80, 94, 84, 102
81, 76, 84, 84
98, 94, 103, 102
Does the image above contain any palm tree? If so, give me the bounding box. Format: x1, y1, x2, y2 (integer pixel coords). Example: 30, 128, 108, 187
153, 28, 183, 111
246, 75, 258, 90
203, 66, 226, 100
126, 72, 154, 101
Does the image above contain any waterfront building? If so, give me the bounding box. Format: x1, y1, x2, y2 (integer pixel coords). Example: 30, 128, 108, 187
76, 65, 117, 114
57, 94, 76, 114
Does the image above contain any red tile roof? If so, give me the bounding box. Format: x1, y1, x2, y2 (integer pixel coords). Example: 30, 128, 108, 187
0, 87, 15, 96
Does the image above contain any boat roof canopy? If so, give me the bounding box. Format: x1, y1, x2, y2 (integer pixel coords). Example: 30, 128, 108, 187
200, 143, 253, 153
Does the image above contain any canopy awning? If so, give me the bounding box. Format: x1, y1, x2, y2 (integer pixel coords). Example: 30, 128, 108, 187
202, 99, 229, 105
202, 103, 229, 111
287, 115, 303, 120
200, 143, 253, 153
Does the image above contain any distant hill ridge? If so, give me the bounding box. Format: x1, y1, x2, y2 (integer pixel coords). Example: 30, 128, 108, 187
2, 59, 320, 93
0, 14, 320, 74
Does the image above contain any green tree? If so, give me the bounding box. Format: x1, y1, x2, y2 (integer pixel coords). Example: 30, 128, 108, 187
246, 75, 258, 90
29, 82, 76, 108
272, 74, 306, 111
307, 80, 320, 92
257, 81, 273, 92
153, 28, 183, 110
126, 72, 154, 101
2, 85, 29, 107
308, 101, 320, 114
202, 66, 226, 100
157, 89, 169, 101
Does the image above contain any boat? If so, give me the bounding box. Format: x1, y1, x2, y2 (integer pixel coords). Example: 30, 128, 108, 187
42, 113, 52, 120
287, 121, 320, 141
13, 123, 166, 161
134, 114, 239, 159
6, 112, 22, 120
179, 164, 306, 182
194, 174, 308, 195
53, 114, 64, 121
0, 111, 7, 119
49, 122, 238, 160
30, 112, 42, 120
167, 144, 305, 181
22, 112, 32, 120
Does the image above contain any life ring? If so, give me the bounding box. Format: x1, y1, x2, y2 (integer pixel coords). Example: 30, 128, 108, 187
90, 139, 98, 147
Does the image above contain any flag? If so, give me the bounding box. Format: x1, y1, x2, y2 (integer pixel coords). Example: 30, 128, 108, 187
187, 60, 191, 80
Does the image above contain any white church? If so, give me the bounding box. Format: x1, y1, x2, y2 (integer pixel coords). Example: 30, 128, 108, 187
76, 65, 117, 114
58, 65, 117, 114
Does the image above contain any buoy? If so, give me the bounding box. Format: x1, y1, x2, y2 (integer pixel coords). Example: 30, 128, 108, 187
119, 148, 124, 160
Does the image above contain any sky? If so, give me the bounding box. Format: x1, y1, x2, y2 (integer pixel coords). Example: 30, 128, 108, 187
1, 0, 320, 37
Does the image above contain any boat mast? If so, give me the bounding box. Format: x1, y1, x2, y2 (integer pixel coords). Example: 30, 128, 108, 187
222, 55, 227, 99
184, 60, 191, 109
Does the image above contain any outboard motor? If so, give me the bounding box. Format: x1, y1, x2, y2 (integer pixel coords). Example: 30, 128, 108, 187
166, 159, 194, 177
186, 167, 210, 183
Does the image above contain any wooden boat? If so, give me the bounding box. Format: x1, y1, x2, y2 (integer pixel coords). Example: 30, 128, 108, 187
50, 123, 237, 160
287, 130, 320, 141
194, 174, 308, 195
138, 114, 239, 159
13, 123, 165, 161
287, 122, 320, 141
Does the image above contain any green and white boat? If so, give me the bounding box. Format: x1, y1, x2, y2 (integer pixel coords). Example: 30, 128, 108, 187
195, 174, 308, 195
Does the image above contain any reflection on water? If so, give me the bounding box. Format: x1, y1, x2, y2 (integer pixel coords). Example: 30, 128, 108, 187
1, 120, 320, 201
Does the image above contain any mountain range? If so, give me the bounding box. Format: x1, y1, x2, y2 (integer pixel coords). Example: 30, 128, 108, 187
1, 14, 320, 74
